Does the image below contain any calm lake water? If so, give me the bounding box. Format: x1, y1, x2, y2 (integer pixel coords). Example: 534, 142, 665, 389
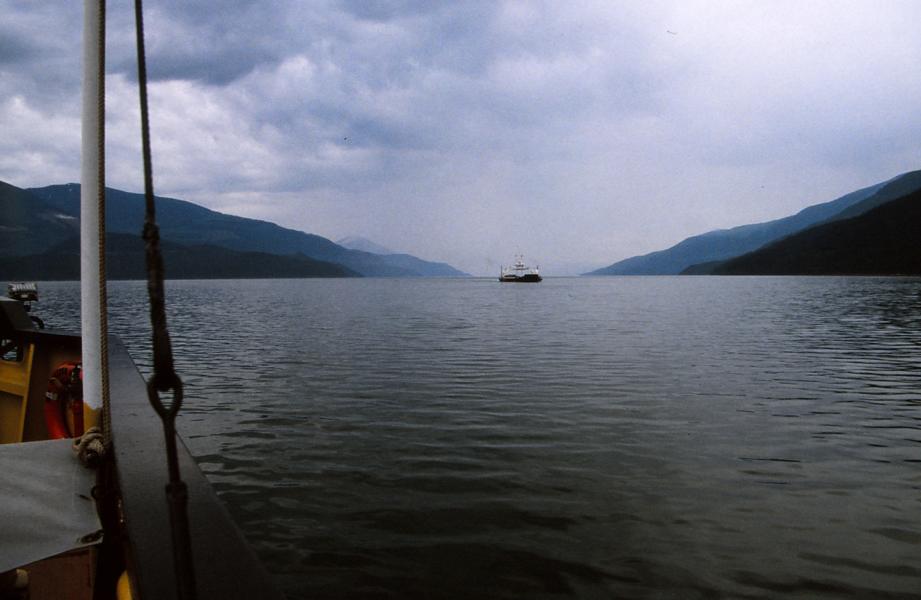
35, 276, 921, 599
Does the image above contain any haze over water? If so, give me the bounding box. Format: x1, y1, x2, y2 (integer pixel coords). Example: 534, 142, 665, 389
39, 277, 921, 598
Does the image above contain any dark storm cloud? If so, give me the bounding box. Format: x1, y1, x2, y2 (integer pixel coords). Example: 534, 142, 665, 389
104, 0, 291, 85
0, 26, 43, 65
0, 3, 82, 104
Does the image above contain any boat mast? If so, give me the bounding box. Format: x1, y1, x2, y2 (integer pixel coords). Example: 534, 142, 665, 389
80, 0, 108, 432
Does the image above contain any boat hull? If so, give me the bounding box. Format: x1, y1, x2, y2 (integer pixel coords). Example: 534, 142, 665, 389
498, 274, 542, 282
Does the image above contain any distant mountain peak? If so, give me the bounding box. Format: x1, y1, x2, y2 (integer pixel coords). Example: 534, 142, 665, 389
336, 236, 397, 255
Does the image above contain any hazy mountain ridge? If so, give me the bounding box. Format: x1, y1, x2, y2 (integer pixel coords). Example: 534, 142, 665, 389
7, 174, 918, 280
336, 236, 397, 255
587, 170, 921, 275
336, 236, 468, 277
0, 231, 358, 280
690, 187, 921, 275
25, 183, 467, 277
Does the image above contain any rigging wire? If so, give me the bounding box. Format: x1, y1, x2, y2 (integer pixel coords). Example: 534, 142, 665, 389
134, 0, 197, 597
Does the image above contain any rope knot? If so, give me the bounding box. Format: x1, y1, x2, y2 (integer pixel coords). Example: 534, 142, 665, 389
73, 426, 108, 468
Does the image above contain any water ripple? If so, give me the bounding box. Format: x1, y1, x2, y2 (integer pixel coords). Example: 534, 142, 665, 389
33, 276, 921, 599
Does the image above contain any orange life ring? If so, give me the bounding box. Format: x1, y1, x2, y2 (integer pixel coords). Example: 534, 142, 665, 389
45, 361, 84, 439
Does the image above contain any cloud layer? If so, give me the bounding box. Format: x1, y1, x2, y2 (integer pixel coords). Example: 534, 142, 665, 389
2, 1, 920, 274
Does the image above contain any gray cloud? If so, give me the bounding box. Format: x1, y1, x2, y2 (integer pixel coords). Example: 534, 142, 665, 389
2, 1, 920, 274
0, 27, 42, 65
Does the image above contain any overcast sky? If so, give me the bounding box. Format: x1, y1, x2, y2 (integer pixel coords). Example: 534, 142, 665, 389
2, 1, 920, 274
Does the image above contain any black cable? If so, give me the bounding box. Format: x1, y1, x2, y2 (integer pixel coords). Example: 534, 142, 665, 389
134, 0, 197, 597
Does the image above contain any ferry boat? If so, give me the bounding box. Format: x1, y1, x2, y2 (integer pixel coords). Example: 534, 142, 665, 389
499, 255, 542, 282
0, 2, 281, 599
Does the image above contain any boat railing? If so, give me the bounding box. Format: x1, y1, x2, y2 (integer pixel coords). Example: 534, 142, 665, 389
1, 297, 283, 599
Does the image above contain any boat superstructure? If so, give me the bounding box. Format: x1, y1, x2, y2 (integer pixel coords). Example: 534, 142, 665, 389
499, 255, 542, 282
1, 292, 280, 599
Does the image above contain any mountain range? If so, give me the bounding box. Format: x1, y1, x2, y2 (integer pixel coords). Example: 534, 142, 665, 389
691, 186, 921, 275
5, 171, 919, 281
588, 170, 921, 276
0, 232, 357, 280
1, 180, 467, 280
